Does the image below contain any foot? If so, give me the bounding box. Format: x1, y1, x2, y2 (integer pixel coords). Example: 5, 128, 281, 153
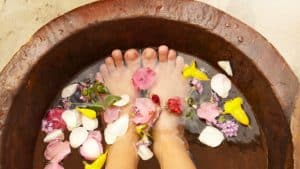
141, 45, 196, 169
96, 49, 140, 169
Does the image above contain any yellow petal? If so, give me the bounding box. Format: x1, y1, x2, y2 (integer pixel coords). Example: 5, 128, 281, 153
84, 151, 108, 169
77, 108, 97, 119
136, 124, 147, 137
182, 61, 209, 81
223, 97, 250, 126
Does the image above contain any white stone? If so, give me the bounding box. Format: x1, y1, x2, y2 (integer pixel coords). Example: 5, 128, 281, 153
113, 95, 130, 107
43, 129, 64, 143
198, 126, 225, 148
137, 145, 154, 160
218, 60, 233, 76
82, 115, 98, 131
211, 73, 232, 98
61, 83, 78, 98
69, 127, 88, 148
62, 109, 81, 131
104, 114, 129, 144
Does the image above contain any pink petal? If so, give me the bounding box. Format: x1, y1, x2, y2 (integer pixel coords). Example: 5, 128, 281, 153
132, 98, 157, 124
44, 140, 71, 163
104, 107, 120, 123
44, 163, 64, 169
88, 130, 102, 142
132, 67, 156, 90
79, 138, 103, 160
197, 102, 221, 123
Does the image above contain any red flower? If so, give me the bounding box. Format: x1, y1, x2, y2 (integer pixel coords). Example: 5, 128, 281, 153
42, 107, 66, 133
151, 94, 160, 105
167, 97, 183, 115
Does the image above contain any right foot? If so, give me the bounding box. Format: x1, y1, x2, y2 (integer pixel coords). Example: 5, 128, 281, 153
141, 46, 196, 169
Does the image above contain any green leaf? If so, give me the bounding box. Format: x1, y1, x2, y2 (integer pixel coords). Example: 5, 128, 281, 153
103, 95, 121, 107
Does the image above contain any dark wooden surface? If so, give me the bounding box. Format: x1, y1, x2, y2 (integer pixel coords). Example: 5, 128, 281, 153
0, 0, 298, 168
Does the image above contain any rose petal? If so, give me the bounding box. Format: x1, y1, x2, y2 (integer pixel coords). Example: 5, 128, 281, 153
197, 102, 221, 124
61, 83, 78, 98
211, 73, 231, 98
69, 127, 88, 148
104, 114, 129, 144
82, 115, 98, 131
132, 98, 157, 124
44, 140, 71, 163
104, 107, 120, 123
218, 61, 233, 76
44, 162, 64, 169
43, 129, 64, 143
113, 95, 130, 107
198, 126, 224, 148
61, 109, 81, 131
132, 67, 156, 90
80, 138, 103, 160
137, 144, 153, 160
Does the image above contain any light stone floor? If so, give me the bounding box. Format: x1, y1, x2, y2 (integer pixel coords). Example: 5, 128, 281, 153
0, 0, 299, 79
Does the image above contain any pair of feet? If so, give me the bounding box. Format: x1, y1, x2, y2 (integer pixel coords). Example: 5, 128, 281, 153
96, 45, 196, 169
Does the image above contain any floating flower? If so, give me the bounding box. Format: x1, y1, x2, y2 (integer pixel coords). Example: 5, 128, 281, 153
182, 61, 209, 81
217, 60, 233, 76
211, 73, 232, 98
104, 114, 129, 144
69, 127, 88, 148
61, 109, 81, 131
132, 67, 156, 90
197, 102, 221, 124
43, 129, 64, 143
83, 151, 107, 169
82, 115, 98, 131
215, 120, 239, 137
113, 94, 130, 107
223, 97, 250, 126
80, 131, 103, 161
42, 107, 66, 133
44, 162, 64, 169
198, 126, 224, 148
104, 107, 120, 123
76, 108, 97, 119
132, 98, 159, 125
151, 94, 160, 105
167, 97, 184, 115
44, 140, 71, 163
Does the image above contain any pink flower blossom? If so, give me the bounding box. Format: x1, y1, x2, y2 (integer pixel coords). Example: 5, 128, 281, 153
104, 107, 120, 123
42, 108, 66, 133
44, 163, 64, 169
132, 98, 159, 125
132, 67, 156, 90
80, 130, 103, 161
44, 140, 71, 163
197, 102, 221, 124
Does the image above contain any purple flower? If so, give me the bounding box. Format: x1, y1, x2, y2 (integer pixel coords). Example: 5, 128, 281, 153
214, 120, 239, 138
190, 78, 203, 94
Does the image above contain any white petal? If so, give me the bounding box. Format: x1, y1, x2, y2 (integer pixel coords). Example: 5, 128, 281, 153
69, 127, 88, 148
218, 61, 233, 76
62, 109, 81, 131
211, 73, 232, 98
43, 129, 64, 143
113, 95, 130, 107
82, 115, 98, 131
137, 145, 153, 160
80, 138, 102, 160
61, 83, 78, 98
198, 126, 224, 147
104, 114, 129, 144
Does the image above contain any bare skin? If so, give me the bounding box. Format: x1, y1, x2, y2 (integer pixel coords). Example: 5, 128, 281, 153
142, 46, 197, 169
97, 49, 141, 169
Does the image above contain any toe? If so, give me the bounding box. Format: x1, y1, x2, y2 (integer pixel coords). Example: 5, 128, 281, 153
158, 45, 169, 62
175, 56, 185, 73
100, 64, 109, 80
95, 72, 104, 83
142, 48, 158, 68
105, 57, 116, 72
112, 49, 124, 68
124, 49, 140, 71
167, 49, 176, 68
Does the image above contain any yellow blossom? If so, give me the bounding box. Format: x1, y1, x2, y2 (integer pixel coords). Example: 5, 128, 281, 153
83, 151, 108, 169
182, 61, 209, 81
223, 97, 250, 126
76, 108, 97, 119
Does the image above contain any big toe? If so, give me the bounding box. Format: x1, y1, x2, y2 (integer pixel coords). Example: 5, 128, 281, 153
142, 48, 158, 69
124, 49, 140, 71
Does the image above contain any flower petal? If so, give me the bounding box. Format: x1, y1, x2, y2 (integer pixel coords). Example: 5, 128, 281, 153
182, 61, 209, 81
113, 95, 130, 107
82, 115, 98, 131
61, 83, 78, 98
61, 109, 81, 131
198, 126, 224, 148
44, 140, 71, 163
83, 151, 107, 169
44, 162, 64, 169
80, 138, 103, 161
223, 97, 249, 126
43, 129, 64, 143
137, 144, 153, 160
69, 127, 88, 148
104, 107, 120, 124
104, 114, 129, 144
217, 61, 233, 76
211, 73, 231, 98
77, 108, 97, 119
